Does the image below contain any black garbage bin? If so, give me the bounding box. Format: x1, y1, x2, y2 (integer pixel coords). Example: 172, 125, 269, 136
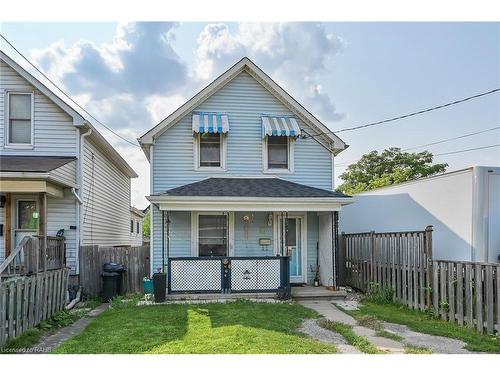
153, 272, 167, 303
102, 272, 121, 302
101, 262, 126, 302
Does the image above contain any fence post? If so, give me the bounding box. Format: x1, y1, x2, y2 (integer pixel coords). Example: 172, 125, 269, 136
425, 225, 433, 309
369, 231, 375, 285
337, 232, 346, 287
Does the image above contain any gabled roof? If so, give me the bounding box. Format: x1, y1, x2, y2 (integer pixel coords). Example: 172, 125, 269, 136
0, 50, 138, 178
139, 57, 347, 159
151, 177, 351, 199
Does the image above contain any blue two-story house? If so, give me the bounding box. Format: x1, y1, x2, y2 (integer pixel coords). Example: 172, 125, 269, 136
139, 57, 353, 294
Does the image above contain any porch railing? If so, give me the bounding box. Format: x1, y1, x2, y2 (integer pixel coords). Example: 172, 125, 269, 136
167, 256, 291, 298
0, 236, 65, 278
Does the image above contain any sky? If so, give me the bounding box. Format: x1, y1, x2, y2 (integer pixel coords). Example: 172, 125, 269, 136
1, 22, 499, 209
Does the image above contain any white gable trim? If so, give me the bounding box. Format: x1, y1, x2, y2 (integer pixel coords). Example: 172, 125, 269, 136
1, 51, 85, 126
139, 57, 347, 159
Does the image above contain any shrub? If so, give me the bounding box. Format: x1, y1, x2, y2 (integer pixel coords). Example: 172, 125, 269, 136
365, 282, 394, 304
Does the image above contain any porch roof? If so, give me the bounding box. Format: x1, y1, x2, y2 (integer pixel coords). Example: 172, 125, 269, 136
0, 156, 76, 172
153, 177, 350, 198
148, 177, 353, 211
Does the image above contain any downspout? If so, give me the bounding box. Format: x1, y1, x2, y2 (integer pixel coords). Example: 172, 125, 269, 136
75, 126, 92, 274
162, 210, 165, 273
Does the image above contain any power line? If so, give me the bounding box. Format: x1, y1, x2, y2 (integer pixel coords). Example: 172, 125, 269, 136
0, 34, 140, 147
335, 124, 500, 167
402, 125, 500, 151
434, 143, 500, 156
305, 88, 500, 139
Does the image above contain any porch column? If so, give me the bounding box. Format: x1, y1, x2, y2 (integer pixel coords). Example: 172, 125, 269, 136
5, 193, 11, 257
38, 192, 47, 272
318, 212, 334, 287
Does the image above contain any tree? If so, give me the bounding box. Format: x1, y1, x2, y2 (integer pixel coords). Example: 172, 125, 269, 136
337, 147, 448, 195
142, 212, 150, 237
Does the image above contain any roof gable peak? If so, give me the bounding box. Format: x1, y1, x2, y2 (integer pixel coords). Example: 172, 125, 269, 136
139, 57, 346, 159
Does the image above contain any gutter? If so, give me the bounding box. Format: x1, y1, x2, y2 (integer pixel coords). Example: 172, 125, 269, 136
75, 127, 92, 274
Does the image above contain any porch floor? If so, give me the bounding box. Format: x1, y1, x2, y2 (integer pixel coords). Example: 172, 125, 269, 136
161, 286, 346, 302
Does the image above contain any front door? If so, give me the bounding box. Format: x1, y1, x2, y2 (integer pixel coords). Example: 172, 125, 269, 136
285, 217, 304, 283
13, 198, 38, 248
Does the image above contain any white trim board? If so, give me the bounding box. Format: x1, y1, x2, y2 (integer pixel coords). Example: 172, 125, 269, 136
149, 195, 353, 212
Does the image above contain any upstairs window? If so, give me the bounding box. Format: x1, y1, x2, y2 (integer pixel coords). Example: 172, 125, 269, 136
130, 220, 134, 233
136, 221, 140, 234
7, 92, 33, 146
192, 112, 228, 170
267, 136, 288, 169
199, 133, 222, 168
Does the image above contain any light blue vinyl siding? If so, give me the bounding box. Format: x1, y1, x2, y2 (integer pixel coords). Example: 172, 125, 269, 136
151, 71, 331, 281
234, 212, 275, 257
152, 208, 191, 270
152, 71, 333, 193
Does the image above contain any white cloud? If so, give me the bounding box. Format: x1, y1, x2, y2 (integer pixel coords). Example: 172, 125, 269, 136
194, 22, 345, 122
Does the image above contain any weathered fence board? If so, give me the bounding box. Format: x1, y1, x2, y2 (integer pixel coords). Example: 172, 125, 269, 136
341, 227, 499, 335
79, 245, 150, 298
0, 268, 69, 347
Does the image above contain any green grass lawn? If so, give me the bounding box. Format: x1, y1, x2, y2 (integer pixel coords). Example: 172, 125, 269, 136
54, 301, 337, 354
348, 302, 500, 353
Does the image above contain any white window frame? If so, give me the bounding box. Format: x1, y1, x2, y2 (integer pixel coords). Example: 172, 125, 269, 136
191, 211, 234, 257
5, 91, 35, 149
193, 132, 227, 171
262, 135, 294, 174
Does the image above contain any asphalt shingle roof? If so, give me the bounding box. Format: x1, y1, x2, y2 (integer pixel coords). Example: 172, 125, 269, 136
0, 156, 76, 173
153, 177, 350, 198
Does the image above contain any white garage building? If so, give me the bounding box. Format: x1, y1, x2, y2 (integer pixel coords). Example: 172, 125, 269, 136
340, 166, 500, 263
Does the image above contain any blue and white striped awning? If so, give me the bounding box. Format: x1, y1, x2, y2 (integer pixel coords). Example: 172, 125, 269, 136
192, 112, 229, 134
261, 115, 301, 138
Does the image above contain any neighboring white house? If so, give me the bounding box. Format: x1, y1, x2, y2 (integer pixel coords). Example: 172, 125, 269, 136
130, 206, 145, 246
0, 50, 138, 273
340, 166, 500, 263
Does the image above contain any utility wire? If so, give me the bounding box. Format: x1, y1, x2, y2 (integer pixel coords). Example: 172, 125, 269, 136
305, 88, 500, 139
335, 124, 500, 167
401, 125, 500, 151
433, 143, 500, 156
0, 34, 140, 147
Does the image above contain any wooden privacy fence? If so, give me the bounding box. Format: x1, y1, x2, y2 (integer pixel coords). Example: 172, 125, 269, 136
79, 245, 150, 298
342, 226, 500, 334
432, 260, 499, 334
0, 268, 70, 347
342, 227, 433, 309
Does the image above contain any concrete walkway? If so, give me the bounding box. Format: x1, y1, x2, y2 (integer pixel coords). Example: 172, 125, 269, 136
299, 319, 362, 354
31, 304, 108, 353
299, 300, 470, 354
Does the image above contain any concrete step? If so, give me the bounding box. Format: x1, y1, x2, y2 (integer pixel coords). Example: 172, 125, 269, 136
291, 287, 347, 301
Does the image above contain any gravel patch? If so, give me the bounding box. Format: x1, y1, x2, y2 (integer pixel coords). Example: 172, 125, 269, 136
382, 322, 471, 354
299, 319, 362, 354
